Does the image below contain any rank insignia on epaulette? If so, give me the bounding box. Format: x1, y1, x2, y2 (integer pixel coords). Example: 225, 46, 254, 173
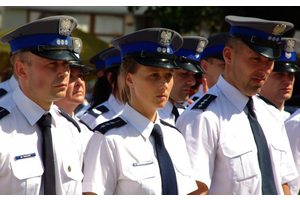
89, 105, 109, 118
0, 107, 10, 120
94, 117, 127, 134
192, 94, 217, 111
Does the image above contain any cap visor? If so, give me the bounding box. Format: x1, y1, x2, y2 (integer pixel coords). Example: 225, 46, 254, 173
175, 60, 204, 73
133, 57, 180, 69
30, 50, 80, 61
70, 61, 94, 75
273, 62, 300, 72
243, 41, 281, 60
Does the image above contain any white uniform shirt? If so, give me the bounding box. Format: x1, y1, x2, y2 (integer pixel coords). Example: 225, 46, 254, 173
0, 75, 18, 98
183, 85, 204, 107
285, 108, 300, 195
82, 103, 197, 195
158, 101, 185, 126
74, 115, 93, 155
176, 75, 298, 195
0, 86, 84, 195
79, 94, 124, 130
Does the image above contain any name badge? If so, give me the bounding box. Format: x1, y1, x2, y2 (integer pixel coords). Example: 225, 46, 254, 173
133, 160, 153, 167
15, 153, 36, 160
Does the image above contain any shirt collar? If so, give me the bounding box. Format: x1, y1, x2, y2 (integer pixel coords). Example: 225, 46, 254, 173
108, 94, 124, 115
216, 75, 249, 112
122, 102, 159, 140
13, 86, 48, 126
158, 100, 173, 117
9, 75, 18, 92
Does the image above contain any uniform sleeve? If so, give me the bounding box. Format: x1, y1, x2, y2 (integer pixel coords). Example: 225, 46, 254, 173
82, 132, 118, 194
176, 110, 218, 188
285, 118, 300, 195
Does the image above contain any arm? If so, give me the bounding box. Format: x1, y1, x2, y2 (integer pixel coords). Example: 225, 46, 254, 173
83, 192, 97, 195
282, 183, 291, 195
188, 181, 208, 195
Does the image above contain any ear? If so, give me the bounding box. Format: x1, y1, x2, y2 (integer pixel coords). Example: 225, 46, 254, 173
200, 59, 208, 74
223, 46, 232, 65
125, 73, 134, 88
14, 60, 27, 81
106, 72, 112, 84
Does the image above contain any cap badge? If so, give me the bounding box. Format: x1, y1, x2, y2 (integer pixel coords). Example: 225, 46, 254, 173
285, 52, 292, 59
73, 38, 82, 54
285, 39, 295, 52
59, 18, 72, 36
158, 30, 173, 46
272, 24, 287, 36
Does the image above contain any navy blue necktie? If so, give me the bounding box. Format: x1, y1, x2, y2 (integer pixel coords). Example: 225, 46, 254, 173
151, 124, 178, 195
171, 106, 180, 123
246, 97, 277, 195
37, 113, 56, 195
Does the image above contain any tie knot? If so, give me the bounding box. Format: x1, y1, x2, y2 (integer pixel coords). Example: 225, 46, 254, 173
151, 124, 162, 138
37, 113, 52, 128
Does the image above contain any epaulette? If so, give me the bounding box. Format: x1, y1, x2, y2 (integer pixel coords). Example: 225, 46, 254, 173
0, 107, 10, 120
88, 105, 109, 118
160, 119, 180, 132
0, 88, 8, 98
191, 96, 199, 102
79, 119, 93, 131
58, 108, 81, 133
191, 94, 217, 111
93, 117, 127, 134
257, 94, 278, 109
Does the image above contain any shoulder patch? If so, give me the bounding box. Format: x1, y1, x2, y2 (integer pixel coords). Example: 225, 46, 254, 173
94, 117, 127, 134
88, 105, 109, 118
160, 119, 180, 132
0, 107, 10, 120
58, 108, 81, 133
257, 94, 278, 109
0, 88, 8, 98
191, 94, 217, 111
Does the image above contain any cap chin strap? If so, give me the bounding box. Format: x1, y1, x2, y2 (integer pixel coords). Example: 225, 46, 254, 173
231, 33, 281, 49
124, 51, 177, 60
12, 45, 74, 54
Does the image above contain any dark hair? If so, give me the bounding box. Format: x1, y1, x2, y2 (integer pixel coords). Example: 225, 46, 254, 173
88, 65, 120, 110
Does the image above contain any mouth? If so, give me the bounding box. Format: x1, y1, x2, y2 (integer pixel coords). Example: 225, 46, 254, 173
54, 83, 68, 89
156, 94, 168, 100
252, 76, 266, 85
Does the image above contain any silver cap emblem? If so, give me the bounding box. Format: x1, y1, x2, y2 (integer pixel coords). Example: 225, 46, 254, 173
158, 30, 173, 47
59, 18, 72, 36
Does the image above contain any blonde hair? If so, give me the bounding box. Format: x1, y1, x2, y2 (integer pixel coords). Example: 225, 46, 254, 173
120, 57, 140, 104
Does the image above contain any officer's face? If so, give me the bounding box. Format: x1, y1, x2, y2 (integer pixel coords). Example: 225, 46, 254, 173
55, 67, 86, 111
169, 68, 196, 104
223, 42, 274, 97
16, 52, 70, 110
260, 71, 295, 106
125, 64, 174, 117
201, 58, 225, 89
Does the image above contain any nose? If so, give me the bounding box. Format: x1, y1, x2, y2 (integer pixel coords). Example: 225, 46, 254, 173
186, 72, 196, 86
159, 76, 173, 91
258, 57, 274, 75
58, 62, 70, 78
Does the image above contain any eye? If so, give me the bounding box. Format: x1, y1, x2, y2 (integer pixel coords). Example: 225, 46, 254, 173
150, 73, 159, 78
166, 73, 173, 78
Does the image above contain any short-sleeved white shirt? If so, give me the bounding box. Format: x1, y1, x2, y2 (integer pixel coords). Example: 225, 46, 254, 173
158, 101, 185, 126
0, 86, 84, 195
176, 75, 298, 195
82, 103, 197, 195
0, 75, 18, 98
285, 108, 300, 195
79, 94, 124, 130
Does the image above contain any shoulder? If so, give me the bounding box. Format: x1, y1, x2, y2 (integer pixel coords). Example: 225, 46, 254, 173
257, 94, 278, 109
86, 104, 110, 118
0, 106, 10, 120
94, 116, 127, 134
0, 88, 8, 99
191, 93, 217, 111
57, 107, 81, 133
160, 119, 180, 132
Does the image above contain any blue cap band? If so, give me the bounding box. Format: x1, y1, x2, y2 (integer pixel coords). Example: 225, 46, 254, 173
175, 48, 200, 62
105, 56, 122, 67
200, 44, 225, 60
230, 26, 281, 43
120, 41, 173, 58
276, 51, 296, 61
9, 33, 70, 53
95, 59, 105, 71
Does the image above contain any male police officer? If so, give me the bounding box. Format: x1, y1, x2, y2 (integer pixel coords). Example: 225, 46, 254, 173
158, 36, 208, 125
0, 15, 84, 195
176, 15, 298, 195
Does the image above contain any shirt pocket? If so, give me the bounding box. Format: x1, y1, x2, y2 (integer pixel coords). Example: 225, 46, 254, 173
122, 160, 156, 181
270, 141, 289, 178
222, 143, 259, 183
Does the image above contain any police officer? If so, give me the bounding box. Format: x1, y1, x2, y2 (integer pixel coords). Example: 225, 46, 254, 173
82, 28, 198, 195
158, 36, 208, 125
185, 33, 229, 105
78, 46, 124, 130
0, 15, 84, 195
176, 15, 298, 195
54, 37, 94, 155
260, 38, 300, 120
